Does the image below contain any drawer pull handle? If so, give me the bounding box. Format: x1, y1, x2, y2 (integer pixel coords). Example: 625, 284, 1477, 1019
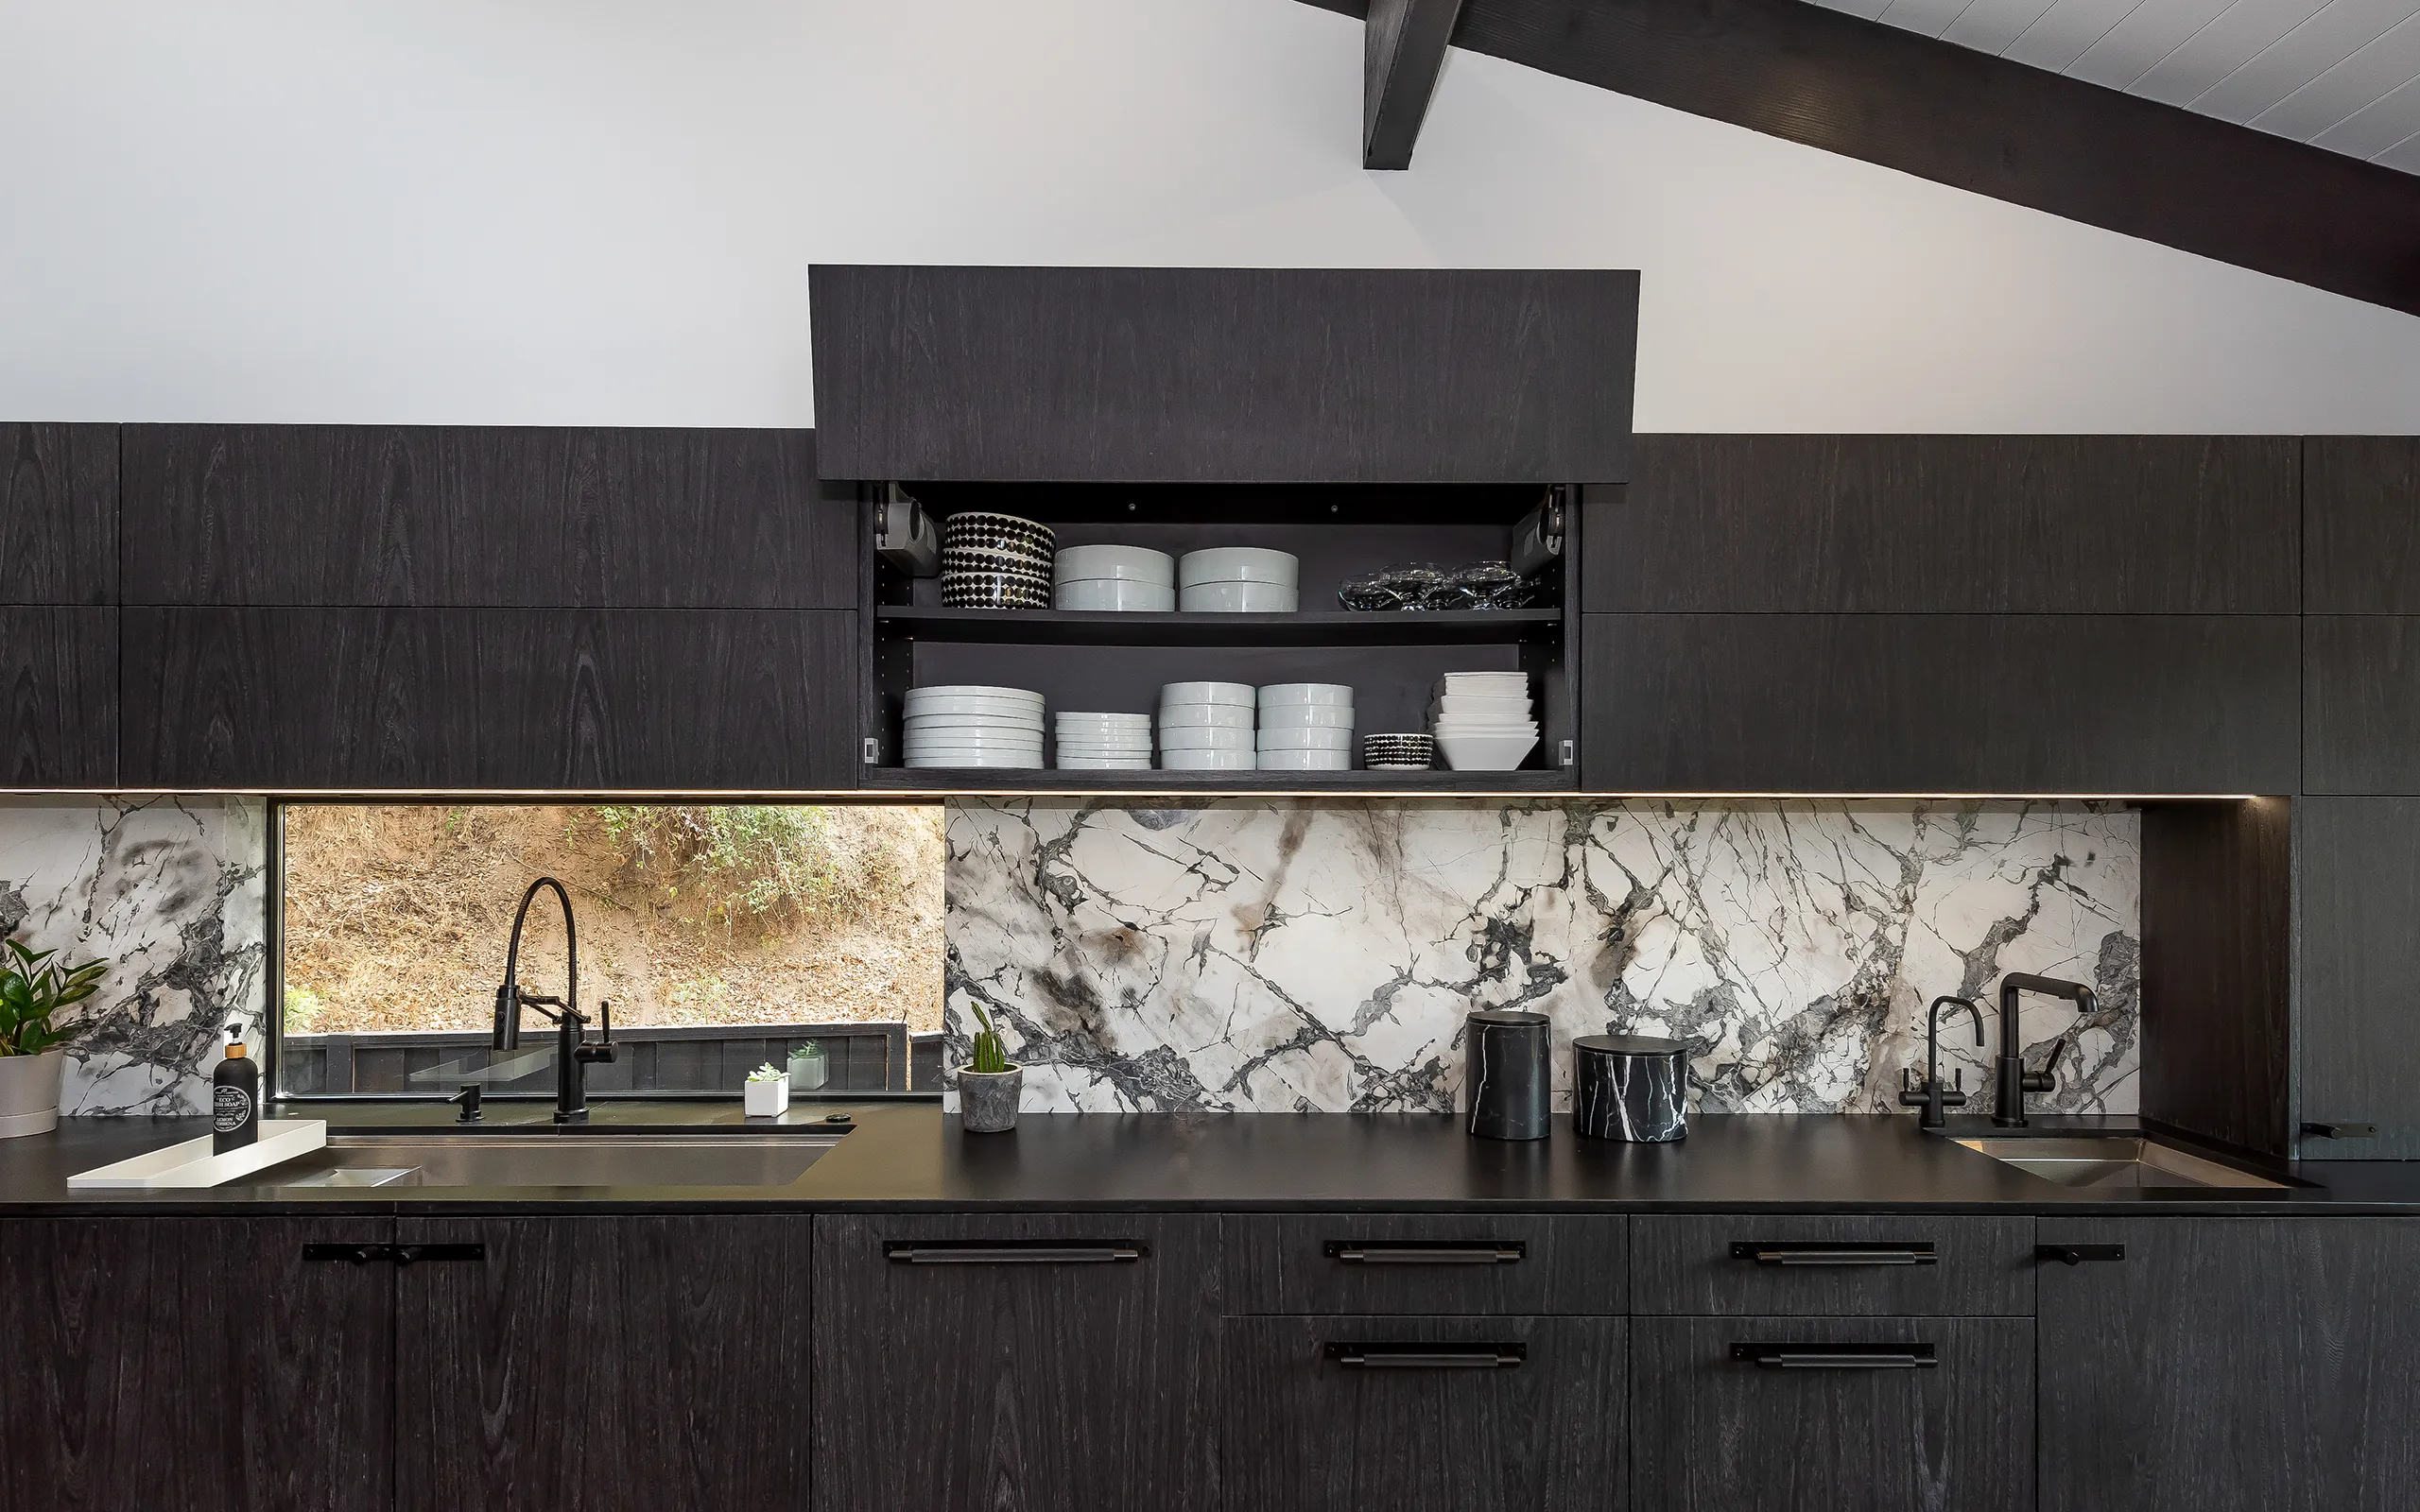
302, 1243, 390, 1265
1731, 1342, 1938, 1370
302, 1243, 484, 1265
392, 1244, 485, 1265
2037, 1244, 2125, 1265
1731, 1243, 1937, 1267
1326, 1343, 1526, 1369
885, 1243, 1145, 1265
1325, 1241, 1525, 1265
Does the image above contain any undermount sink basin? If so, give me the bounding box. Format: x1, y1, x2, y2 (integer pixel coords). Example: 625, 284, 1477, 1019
257, 1133, 838, 1190
1953, 1136, 2288, 1192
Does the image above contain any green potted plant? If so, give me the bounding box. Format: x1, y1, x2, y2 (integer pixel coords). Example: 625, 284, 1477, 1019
959, 1002, 1022, 1134
743, 1060, 790, 1118
0, 936, 106, 1138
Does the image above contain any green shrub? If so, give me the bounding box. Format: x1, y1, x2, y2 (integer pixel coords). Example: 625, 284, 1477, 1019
590, 805, 906, 937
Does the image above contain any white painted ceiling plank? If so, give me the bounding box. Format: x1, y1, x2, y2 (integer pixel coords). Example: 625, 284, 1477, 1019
2006, 0, 2154, 72
2065, 0, 2238, 88
1876, 0, 1980, 38
2311, 69, 2420, 152
2125, 0, 2333, 105
2373, 120, 2420, 164
1817, 0, 1896, 18
2252, 11, 2420, 137
1943, 0, 2062, 53
2189, 0, 2411, 123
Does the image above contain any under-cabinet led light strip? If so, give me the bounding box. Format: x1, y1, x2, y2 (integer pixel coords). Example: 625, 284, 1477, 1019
0, 786, 2273, 801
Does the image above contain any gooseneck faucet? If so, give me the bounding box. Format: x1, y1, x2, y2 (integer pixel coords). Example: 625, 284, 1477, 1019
493, 877, 616, 1124
1993, 972, 2095, 1128
1900, 995, 1984, 1132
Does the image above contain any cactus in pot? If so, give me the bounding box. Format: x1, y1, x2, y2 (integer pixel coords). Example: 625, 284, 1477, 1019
958, 1002, 1022, 1133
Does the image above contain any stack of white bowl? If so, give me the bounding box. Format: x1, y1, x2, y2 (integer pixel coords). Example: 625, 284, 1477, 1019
1055, 712, 1153, 770
1257, 684, 1353, 771
1158, 682, 1255, 770
1054, 545, 1176, 612
1178, 548, 1299, 613
1430, 672, 1539, 771
902, 685, 1044, 768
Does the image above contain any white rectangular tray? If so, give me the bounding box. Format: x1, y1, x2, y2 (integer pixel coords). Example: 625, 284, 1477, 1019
68, 1119, 328, 1191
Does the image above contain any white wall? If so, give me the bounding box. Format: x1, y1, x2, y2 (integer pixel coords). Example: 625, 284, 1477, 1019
4, 0, 2415, 432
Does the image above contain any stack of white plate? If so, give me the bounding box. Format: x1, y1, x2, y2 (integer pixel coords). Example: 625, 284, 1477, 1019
941, 512, 1054, 610
903, 685, 1044, 768
1054, 545, 1176, 612
1158, 681, 1255, 770
1055, 712, 1153, 770
1178, 547, 1299, 613
1258, 683, 1353, 771
1430, 672, 1538, 771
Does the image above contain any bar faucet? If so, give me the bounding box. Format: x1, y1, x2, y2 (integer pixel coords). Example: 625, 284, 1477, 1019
493, 877, 616, 1124
1900, 995, 1984, 1132
1993, 972, 2095, 1128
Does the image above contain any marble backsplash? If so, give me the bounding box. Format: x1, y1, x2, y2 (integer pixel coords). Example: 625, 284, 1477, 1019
0, 797, 268, 1115
943, 799, 2140, 1117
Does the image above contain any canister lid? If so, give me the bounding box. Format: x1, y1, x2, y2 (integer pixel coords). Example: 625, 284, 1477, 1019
1574, 1034, 1686, 1057
1467, 1009, 1549, 1029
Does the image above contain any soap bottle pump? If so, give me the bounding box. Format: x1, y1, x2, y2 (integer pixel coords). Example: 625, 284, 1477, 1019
213, 1026, 259, 1153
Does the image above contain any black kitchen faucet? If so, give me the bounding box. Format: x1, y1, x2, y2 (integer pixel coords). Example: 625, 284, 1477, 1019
1993, 972, 2095, 1128
493, 876, 617, 1123
1901, 994, 1984, 1132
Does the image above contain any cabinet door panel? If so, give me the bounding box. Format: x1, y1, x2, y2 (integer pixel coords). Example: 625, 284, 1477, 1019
1632, 1315, 2030, 1512
393, 1216, 806, 1512
0, 608, 115, 786
1226, 1315, 1624, 1512
2038, 1218, 2420, 1511
0, 422, 117, 605
1581, 613, 2298, 793
0, 1217, 393, 1512
2296, 799, 2420, 1157
123, 424, 854, 608
812, 1212, 1219, 1512
2304, 616, 2420, 794
2307, 437, 2420, 612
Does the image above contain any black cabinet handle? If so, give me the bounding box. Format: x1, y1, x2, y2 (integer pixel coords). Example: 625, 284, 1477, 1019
1326, 1342, 1526, 1369
1731, 1242, 1937, 1266
302, 1243, 391, 1265
1731, 1342, 1937, 1370
2302, 1122, 2377, 1140
1324, 1241, 1525, 1265
885, 1243, 1146, 1264
392, 1244, 485, 1265
2036, 1244, 2125, 1266
302, 1243, 486, 1266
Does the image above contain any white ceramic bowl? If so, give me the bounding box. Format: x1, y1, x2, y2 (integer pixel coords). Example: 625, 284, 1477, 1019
1054, 736, 1154, 751
1257, 682, 1353, 708
1257, 728, 1353, 751
1179, 580, 1297, 613
1436, 730, 1539, 772
1256, 704, 1355, 730
1255, 748, 1351, 771
1056, 756, 1153, 770
1178, 547, 1299, 588
1160, 748, 1257, 771
1438, 674, 1530, 695
904, 742, 1046, 760
1159, 726, 1254, 752
1435, 694, 1533, 716
908, 685, 1043, 707
905, 709, 1043, 728
1159, 681, 1255, 707
1056, 578, 1178, 612
905, 752, 1042, 769
1053, 545, 1175, 586
1158, 702, 1253, 730
903, 726, 1045, 745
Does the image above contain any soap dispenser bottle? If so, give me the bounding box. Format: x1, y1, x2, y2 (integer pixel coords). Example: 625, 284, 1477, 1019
213, 1026, 259, 1153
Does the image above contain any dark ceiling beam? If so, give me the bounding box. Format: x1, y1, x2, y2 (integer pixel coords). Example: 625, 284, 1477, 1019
1364, 0, 1467, 169
1302, 0, 2420, 318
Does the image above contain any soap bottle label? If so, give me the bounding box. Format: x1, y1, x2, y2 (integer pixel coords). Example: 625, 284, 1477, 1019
214, 1084, 254, 1134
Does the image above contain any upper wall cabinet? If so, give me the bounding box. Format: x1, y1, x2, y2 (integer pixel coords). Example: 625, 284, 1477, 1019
808, 266, 1639, 483
2307, 438, 2420, 612
122, 426, 855, 610
1586, 435, 2300, 612
0, 423, 117, 606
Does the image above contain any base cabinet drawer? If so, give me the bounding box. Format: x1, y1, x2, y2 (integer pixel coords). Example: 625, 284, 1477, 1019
1225, 1213, 1626, 1314
1632, 1316, 2031, 1512
1226, 1315, 1625, 1511
1633, 1214, 2036, 1315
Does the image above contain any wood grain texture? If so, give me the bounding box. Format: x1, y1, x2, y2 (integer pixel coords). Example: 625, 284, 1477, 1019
1225, 1314, 1625, 1511
0, 608, 116, 787
2037, 1218, 2420, 1511
812, 1212, 1220, 1512
1440, 0, 2420, 317
1630, 1214, 2035, 1316
2140, 799, 2291, 1158
1585, 435, 2300, 612
2306, 438, 2420, 612
1580, 613, 2299, 793
0, 422, 116, 605
1224, 1213, 1625, 1314
809, 265, 1638, 483
2304, 616, 2420, 795
2296, 799, 2420, 1159
122, 424, 855, 608
1364, 0, 1466, 168
1631, 1314, 2031, 1512
393, 1216, 807, 1512
0, 1217, 394, 1512
119, 607, 856, 788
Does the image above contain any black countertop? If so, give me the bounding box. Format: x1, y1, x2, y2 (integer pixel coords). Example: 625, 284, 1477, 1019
7, 1107, 2420, 1216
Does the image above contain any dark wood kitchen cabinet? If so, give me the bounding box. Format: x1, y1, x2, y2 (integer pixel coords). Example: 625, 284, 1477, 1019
2037, 1218, 2420, 1511
392, 1216, 807, 1512
809, 266, 1638, 483
2303, 615, 2420, 794
1, 421, 117, 605
0, 608, 116, 786
2295, 799, 2420, 1158
1225, 1315, 1626, 1511
812, 1212, 1220, 1512
2306, 437, 2420, 613
0, 1217, 395, 1512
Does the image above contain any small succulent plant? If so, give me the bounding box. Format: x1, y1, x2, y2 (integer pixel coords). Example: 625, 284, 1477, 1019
746, 1061, 786, 1083
967, 1003, 1013, 1075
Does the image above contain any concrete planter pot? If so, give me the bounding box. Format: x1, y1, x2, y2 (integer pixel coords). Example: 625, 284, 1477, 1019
958, 1066, 1023, 1134
0, 1048, 64, 1138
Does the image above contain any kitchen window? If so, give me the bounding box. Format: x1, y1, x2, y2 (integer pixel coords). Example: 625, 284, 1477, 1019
270, 801, 943, 1101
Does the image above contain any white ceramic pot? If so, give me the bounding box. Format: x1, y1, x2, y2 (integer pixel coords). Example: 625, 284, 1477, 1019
0, 1048, 65, 1138
744, 1074, 790, 1118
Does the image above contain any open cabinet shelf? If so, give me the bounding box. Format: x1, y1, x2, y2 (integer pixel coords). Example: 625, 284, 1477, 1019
873, 605, 1562, 647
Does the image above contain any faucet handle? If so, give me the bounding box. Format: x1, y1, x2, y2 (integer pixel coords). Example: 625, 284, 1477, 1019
575, 1001, 617, 1065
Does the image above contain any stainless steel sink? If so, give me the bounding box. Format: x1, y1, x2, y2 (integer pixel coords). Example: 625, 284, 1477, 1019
1953, 1136, 2288, 1191
259, 1133, 838, 1190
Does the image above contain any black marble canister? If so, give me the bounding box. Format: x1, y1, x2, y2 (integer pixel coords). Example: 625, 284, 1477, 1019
1573, 1035, 1688, 1143
1464, 1010, 1552, 1141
